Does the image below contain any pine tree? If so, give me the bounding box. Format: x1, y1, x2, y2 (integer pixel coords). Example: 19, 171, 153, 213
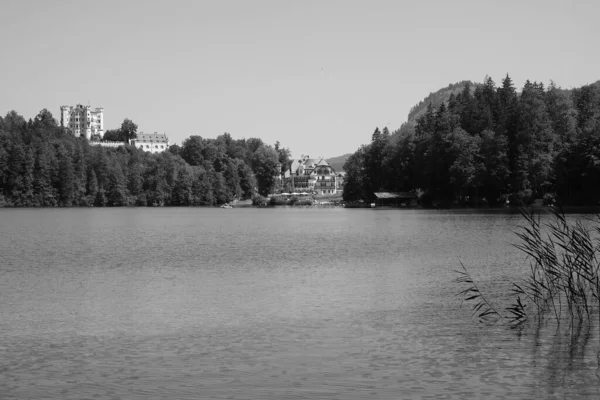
73, 143, 87, 205
458, 82, 476, 133
7, 142, 29, 206
517, 80, 555, 197
32, 144, 56, 206
58, 151, 75, 206
87, 168, 98, 205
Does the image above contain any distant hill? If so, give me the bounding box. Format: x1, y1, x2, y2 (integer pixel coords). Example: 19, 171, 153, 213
391, 80, 476, 138
401, 79, 600, 126
326, 153, 352, 172
406, 80, 475, 123
329, 82, 478, 165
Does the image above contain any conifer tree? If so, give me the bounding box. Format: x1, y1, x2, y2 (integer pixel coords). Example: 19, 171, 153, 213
58, 152, 75, 206
87, 168, 98, 204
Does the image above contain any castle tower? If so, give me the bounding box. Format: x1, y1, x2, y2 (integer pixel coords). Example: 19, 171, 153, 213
59, 104, 104, 139
60, 106, 72, 130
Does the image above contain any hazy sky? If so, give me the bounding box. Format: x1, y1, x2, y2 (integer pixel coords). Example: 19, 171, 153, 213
1, 0, 599, 158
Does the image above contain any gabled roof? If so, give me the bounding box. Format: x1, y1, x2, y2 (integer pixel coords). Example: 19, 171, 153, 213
290, 159, 301, 173
303, 158, 319, 168
290, 156, 335, 174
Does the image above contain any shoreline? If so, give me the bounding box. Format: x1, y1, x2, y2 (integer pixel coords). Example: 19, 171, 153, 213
2, 203, 599, 214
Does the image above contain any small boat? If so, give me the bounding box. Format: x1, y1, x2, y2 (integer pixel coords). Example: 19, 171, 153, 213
221, 203, 232, 209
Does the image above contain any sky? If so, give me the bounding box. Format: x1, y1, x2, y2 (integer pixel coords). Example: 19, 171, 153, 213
1, 0, 599, 159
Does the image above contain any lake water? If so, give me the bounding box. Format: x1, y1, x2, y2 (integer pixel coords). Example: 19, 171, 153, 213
1, 207, 599, 399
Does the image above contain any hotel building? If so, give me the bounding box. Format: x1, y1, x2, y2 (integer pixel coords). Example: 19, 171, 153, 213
284, 155, 340, 195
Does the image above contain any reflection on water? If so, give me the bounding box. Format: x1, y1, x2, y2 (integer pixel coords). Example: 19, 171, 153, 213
0, 208, 599, 399
524, 316, 600, 397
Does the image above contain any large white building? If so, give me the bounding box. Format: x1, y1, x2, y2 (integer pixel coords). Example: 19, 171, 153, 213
284, 155, 341, 195
131, 132, 170, 153
60, 104, 104, 139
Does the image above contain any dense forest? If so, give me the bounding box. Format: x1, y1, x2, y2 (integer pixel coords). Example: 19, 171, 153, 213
0, 109, 291, 207
343, 75, 600, 207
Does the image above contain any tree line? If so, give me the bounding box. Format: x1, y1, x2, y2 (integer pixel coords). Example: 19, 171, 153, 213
0, 109, 291, 207
343, 75, 600, 207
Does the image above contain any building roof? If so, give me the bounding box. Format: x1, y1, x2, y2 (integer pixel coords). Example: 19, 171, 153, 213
135, 133, 169, 143
289, 156, 336, 174
303, 158, 319, 168
374, 192, 418, 199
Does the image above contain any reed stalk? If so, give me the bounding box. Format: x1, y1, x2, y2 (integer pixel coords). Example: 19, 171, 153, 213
456, 207, 600, 330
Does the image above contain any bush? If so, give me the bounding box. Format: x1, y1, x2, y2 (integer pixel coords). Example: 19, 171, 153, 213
135, 193, 147, 207
252, 195, 269, 206
497, 194, 508, 206
542, 193, 555, 206
0, 194, 10, 207
269, 196, 288, 206
79, 196, 94, 207
508, 189, 534, 207
418, 191, 434, 207
295, 199, 314, 206
94, 189, 107, 207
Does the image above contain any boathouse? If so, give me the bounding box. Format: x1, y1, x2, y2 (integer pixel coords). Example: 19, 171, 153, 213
373, 192, 418, 207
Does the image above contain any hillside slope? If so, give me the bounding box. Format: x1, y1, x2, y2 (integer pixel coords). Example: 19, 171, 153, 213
326, 153, 352, 172
406, 80, 474, 123
328, 82, 475, 167
391, 80, 476, 137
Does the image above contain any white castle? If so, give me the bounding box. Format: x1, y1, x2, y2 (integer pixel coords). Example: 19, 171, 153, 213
60, 104, 104, 139
60, 104, 170, 153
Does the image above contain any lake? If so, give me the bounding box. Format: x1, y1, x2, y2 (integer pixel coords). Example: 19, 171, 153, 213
1, 207, 599, 399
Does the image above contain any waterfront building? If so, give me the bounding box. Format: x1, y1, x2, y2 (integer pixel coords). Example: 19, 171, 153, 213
60, 104, 104, 139
284, 155, 340, 195
130, 132, 170, 153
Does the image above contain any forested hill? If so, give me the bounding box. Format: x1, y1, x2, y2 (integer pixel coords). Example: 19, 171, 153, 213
326, 153, 352, 172
0, 110, 292, 207
393, 80, 476, 138
406, 80, 475, 122
402, 79, 600, 127
343, 75, 600, 207
327, 80, 475, 168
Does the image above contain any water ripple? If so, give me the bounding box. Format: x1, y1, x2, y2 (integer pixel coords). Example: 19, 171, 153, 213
0, 208, 599, 399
